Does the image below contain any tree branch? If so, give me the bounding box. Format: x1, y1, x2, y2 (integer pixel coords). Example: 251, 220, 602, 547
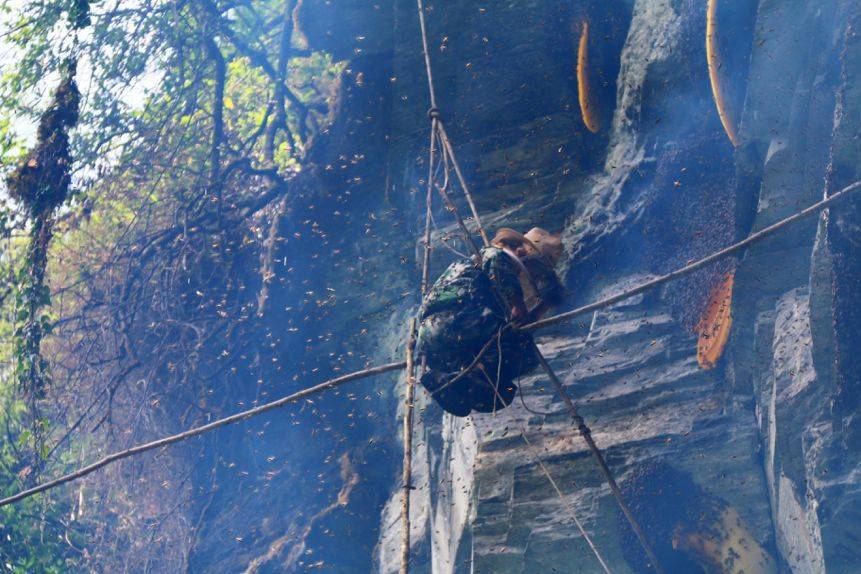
0, 361, 406, 508
204, 34, 226, 225
264, 0, 296, 163
199, 0, 309, 144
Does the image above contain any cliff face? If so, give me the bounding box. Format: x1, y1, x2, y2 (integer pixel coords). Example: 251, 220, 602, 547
372, 0, 861, 572
183, 0, 861, 572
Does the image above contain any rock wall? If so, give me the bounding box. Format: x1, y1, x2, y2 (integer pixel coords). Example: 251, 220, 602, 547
373, 0, 861, 573
734, 1, 861, 572
180, 0, 861, 571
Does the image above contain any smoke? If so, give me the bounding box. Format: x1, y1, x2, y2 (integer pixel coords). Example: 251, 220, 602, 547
563, 0, 758, 333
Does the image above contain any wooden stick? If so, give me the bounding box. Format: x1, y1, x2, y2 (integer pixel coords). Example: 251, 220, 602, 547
0, 361, 406, 508
400, 319, 418, 574
5, 181, 860, 509
524, 180, 861, 332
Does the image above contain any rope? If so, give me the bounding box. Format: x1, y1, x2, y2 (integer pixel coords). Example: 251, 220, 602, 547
434, 163, 483, 257
2, 179, 858, 510
532, 346, 664, 573
416, 0, 489, 247
409, 5, 659, 562
477, 358, 612, 573
414, 6, 611, 567
0, 361, 405, 508
524, 179, 861, 332
519, 311, 598, 417
419, 123, 640, 566
436, 122, 490, 246
516, 429, 612, 573
431, 176, 861, 393
420, 129, 439, 298
517, 384, 555, 417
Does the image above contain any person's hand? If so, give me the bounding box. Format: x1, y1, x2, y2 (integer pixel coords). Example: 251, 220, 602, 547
510, 304, 528, 324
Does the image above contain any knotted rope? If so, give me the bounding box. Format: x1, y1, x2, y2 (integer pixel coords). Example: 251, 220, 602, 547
410, 2, 662, 569
2, 179, 859, 515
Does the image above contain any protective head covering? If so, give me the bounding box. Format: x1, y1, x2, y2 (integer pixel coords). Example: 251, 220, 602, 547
524, 227, 564, 266
492, 227, 564, 267
491, 228, 529, 250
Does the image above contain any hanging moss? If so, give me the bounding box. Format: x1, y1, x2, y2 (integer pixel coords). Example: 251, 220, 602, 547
6, 69, 80, 219
6, 66, 80, 399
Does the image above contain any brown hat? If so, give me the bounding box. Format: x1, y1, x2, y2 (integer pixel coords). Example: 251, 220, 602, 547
491, 227, 564, 266
491, 228, 531, 250
524, 227, 564, 265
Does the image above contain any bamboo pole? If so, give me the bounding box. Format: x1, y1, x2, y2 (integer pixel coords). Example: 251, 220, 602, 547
523, 180, 861, 332
0, 361, 406, 508
4, 181, 861, 510
400, 319, 418, 574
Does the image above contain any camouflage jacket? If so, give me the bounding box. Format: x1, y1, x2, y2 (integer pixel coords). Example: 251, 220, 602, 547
421, 246, 522, 317
417, 247, 524, 364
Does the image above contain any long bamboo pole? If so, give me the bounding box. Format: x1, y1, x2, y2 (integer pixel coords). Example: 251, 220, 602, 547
3, 181, 860, 510
0, 361, 406, 508
400, 319, 418, 574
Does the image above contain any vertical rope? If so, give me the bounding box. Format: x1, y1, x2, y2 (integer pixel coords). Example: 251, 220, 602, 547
516, 429, 612, 574
437, 124, 490, 246
417, 0, 489, 247
410, 2, 663, 559
429, 174, 655, 568
421, 129, 438, 298
434, 167, 483, 258
400, 318, 418, 574
473, 351, 611, 572
532, 349, 665, 574
430, 150, 667, 574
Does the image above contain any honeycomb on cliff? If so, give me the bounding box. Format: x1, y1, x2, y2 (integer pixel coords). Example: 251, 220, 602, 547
696, 271, 735, 369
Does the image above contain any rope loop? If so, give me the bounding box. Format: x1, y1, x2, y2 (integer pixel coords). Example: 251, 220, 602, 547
427, 107, 442, 120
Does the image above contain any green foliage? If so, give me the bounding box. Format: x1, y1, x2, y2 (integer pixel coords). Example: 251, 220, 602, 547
0, 0, 347, 568
0, 395, 82, 573
0, 277, 81, 572
5, 67, 81, 401
0, 117, 25, 170
11, 248, 53, 394
1, 0, 343, 189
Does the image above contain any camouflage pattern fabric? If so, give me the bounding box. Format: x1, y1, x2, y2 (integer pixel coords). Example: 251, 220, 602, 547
418, 247, 518, 364
417, 247, 538, 416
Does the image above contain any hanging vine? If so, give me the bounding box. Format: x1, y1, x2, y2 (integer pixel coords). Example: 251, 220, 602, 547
7, 70, 80, 397
4, 0, 89, 462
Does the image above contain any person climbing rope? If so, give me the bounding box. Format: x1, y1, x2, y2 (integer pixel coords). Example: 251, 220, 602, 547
417, 227, 565, 416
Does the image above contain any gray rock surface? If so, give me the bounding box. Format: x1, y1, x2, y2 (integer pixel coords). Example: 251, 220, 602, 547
167, 0, 861, 571
374, 0, 861, 573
